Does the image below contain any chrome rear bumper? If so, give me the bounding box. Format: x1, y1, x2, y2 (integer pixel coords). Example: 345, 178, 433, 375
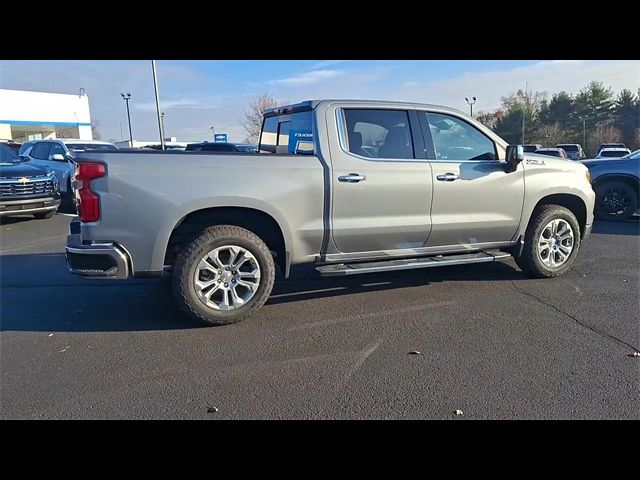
66, 233, 130, 280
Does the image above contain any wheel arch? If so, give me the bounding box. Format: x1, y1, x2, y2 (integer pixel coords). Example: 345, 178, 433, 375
532, 194, 588, 238
592, 174, 640, 196
164, 206, 289, 277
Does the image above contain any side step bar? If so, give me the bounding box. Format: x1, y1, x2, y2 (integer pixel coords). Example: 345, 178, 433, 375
315, 251, 511, 277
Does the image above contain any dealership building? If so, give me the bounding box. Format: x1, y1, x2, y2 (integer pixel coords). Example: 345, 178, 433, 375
0, 88, 93, 142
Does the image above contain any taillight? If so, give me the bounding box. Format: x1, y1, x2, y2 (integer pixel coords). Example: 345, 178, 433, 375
74, 162, 106, 222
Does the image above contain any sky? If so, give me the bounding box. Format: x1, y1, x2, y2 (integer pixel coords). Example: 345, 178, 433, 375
1, 60, 638, 143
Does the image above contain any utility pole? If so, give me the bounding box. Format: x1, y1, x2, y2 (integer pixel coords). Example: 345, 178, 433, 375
120, 93, 133, 147
151, 60, 165, 150
522, 82, 528, 145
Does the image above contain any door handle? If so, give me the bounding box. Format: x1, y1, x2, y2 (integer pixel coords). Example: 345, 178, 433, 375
436, 172, 459, 181
338, 173, 366, 183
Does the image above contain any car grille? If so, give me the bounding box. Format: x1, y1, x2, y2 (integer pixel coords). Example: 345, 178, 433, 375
0, 178, 55, 197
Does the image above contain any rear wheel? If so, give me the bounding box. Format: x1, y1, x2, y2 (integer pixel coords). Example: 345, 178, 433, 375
514, 205, 581, 278
594, 181, 638, 221
172, 225, 275, 326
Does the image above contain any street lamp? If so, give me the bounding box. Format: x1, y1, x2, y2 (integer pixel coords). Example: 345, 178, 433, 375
465, 97, 477, 117
161, 112, 166, 141
210, 126, 215, 140
579, 116, 587, 151
120, 93, 133, 147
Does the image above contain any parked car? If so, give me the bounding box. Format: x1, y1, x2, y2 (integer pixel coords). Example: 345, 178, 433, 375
582, 149, 639, 221
234, 144, 258, 153
555, 143, 585, 160
523, 144, 543, 153
534, 147, 569, 159
185, 142, 236, 152
66, 99, 595, 326
597, 143, 627, 154
25, 139, 118, 200
0, 144, 60, 219
0, 139, 22, 153
595, 147, 631, 159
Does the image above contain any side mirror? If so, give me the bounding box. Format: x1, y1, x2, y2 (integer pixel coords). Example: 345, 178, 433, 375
50, 153, 65, 162
505, 144, 524, 172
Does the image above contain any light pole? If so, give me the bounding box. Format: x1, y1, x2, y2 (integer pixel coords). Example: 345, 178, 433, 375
579, 116, 586, 150
210, 126, 215, 141
151, 60, 165, 150
120, 93, 133, 147
465, 97, 477, 117
161, 112, 166, 141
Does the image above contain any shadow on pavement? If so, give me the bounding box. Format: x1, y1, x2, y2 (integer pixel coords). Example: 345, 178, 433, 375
592, 217, 639, 236
1, 252, 528, 333
268, 260, 528, 305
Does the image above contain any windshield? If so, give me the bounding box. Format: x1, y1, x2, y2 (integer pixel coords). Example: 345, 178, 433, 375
538, 150, 562, 157
558, 145, 578, 152
67, 143, 118, 151
626, 149, 640, 160
0, 144, 21, 163
600, 150, 628, 158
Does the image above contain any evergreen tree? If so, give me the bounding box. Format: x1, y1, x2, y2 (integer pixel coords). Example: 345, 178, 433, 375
614, 89, 639, 148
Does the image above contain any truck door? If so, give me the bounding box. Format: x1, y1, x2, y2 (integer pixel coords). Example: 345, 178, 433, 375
418, 110, 525, 247
328, 106, 433, 254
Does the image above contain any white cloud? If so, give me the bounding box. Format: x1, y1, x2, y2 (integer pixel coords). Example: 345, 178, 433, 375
268, 70, 344, 86
308, 60, 345, 70
134, 98, 221, 111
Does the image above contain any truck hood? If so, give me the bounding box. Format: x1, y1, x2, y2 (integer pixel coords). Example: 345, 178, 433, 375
525, 153, 588, 173
581, 158, 628, 167
0, 161, 51, 179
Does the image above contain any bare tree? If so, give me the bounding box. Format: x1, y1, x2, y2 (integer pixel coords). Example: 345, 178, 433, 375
531, 122, 569, 147
240, 94, 283, 144
587, 125, 623, 157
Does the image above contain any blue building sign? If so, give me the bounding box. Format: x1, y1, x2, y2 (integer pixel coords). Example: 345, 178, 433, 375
214, 133, 228, 143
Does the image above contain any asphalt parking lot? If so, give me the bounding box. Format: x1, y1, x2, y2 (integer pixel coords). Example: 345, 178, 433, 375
1, 213, 638, 419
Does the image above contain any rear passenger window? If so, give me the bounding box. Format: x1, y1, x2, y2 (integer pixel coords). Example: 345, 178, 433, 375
342, 109, 414, 159
259, 111, 314, 154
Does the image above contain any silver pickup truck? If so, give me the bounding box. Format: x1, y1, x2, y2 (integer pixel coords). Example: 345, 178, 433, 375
66, 99, 595, 326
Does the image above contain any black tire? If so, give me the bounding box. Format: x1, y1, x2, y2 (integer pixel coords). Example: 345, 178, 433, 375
594, 181, 638, 222
172, 225, 275, 326
34, 210, 55, 220
514, 205, 581, 278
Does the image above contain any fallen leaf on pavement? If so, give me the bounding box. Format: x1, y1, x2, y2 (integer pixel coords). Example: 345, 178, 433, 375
207, 407, 219, 413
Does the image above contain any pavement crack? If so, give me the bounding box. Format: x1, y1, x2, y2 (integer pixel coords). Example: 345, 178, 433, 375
510, 281, 639, 353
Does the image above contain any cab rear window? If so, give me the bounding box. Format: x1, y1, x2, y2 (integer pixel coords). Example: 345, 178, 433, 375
259, 111, 314, 154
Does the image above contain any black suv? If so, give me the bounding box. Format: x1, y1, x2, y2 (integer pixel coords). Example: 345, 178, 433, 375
0, 144, 60, 219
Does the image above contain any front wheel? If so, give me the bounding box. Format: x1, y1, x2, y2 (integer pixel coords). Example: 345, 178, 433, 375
172, 225, 276, 326
594, 181, 638, 221
514, 205, 581, 278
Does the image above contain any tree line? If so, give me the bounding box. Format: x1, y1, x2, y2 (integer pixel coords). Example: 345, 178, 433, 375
476, 81, 640, 157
